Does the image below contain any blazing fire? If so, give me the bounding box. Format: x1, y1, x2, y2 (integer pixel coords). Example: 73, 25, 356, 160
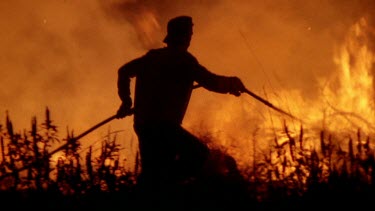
320, 17, 375, 133
188, 16, 375, 173
269, 16, 375, 136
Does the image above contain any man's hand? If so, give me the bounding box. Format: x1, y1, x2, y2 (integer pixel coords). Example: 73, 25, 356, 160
116, 98, 133, 119
228, 77, 246, 96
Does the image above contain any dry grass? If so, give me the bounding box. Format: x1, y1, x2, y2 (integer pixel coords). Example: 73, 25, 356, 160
1, 108, 375, 210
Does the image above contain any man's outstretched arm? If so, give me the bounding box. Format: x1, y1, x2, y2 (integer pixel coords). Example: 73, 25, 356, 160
194, 64, 246, 96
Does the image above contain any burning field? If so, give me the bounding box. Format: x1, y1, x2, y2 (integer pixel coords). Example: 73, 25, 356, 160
1, 0, 375, 210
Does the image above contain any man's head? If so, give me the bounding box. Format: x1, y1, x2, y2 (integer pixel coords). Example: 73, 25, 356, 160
163, 16, 193, 50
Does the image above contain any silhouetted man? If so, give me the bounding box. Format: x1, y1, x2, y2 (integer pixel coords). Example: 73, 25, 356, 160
116, 15, 246, 206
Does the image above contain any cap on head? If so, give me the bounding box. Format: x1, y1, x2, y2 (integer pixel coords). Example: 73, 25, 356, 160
163, 15, 193, 44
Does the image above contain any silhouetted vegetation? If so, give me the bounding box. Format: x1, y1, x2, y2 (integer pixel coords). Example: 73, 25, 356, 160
1, 108, 375, 210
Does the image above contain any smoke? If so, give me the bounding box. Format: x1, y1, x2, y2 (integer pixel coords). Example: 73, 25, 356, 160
0, 0, 374, 169
0, 0, 142, 162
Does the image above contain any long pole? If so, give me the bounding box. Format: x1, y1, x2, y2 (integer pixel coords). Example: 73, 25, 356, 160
243, 88, 302, 122
48, 114, 118, 156
194, 83, 300, 121
49, 109, 135, 156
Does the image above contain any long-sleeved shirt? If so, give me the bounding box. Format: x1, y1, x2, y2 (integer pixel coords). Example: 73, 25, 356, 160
118, 47, 237, 126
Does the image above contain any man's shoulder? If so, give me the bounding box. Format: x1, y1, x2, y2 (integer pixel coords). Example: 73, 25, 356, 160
145, 48, 197, 62
146, 47, 166, 55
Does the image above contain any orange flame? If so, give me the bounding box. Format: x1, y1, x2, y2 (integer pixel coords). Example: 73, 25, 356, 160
320, 17, 375, 134
193, 17, 375, 173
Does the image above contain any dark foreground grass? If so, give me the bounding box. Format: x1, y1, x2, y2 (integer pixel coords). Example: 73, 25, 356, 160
2, 109, 375, 210
1, 179, 375, 211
